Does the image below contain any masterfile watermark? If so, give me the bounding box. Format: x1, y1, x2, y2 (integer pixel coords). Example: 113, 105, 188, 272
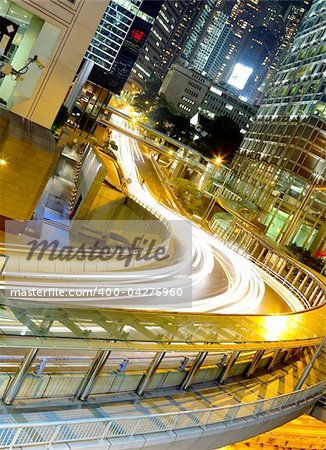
3, 219, 193, 308
26, 236, 170, 267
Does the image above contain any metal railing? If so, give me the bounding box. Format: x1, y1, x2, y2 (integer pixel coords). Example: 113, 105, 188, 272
212, 219, 326, 312
0, 381, 324, 449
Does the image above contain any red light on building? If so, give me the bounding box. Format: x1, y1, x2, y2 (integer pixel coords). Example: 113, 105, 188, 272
316, 249, 326, 259
131, 29, 145, 43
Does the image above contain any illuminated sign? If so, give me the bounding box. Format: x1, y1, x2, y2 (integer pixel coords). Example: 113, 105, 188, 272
228, 63, 253, 90
131, 29, 145, 43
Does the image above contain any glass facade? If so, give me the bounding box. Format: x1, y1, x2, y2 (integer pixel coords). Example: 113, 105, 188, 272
84, 0, 156, 95
230, 0, 325, 255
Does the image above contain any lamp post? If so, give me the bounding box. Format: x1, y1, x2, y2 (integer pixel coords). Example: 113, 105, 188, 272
202, 162, 232, 223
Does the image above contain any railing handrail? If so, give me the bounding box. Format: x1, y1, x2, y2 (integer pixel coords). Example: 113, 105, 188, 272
229, 218, 325, 288
0, 380, 324, 431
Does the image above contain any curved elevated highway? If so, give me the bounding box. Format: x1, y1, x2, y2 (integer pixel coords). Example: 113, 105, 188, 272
0, 109, 324, 449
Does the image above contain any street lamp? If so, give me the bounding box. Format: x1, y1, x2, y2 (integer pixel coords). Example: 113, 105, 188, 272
202, 164, 232, 223
0, 159, 7, 166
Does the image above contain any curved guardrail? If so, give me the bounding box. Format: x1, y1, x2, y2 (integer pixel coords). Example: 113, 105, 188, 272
211, 210, 326, 312
0, 381, 324, 449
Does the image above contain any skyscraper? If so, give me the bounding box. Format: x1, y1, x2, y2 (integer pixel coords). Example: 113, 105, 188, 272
126, 0, 203, 93
66, 0, 159, 110
216, 0, 268, 82
227, 26, 278, 103
185, 8, 233, 81
230, 0, 325, 255
258, 1, 311, 101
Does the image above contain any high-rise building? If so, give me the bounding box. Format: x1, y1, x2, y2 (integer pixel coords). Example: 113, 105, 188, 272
66, 0, 159, 110
125, 0, 203, 94
0, 0, 107, 223
0, 0, 107, 128
186, 8, 233, 81
159, 64, 210, 117
258, 1, 311, 101
199, 84, 258, 132
227, 26, 278, 103
216, 0, 268, 83
230, 0, 325, 255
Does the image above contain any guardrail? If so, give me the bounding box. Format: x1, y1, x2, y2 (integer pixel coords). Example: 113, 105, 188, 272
211, 218, 326, 311
0, 381, 324, 449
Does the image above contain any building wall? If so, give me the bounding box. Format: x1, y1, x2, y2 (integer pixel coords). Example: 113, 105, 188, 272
126, 0, 202, 93
159, 64, 210, 117
0, 0, 107, 128
0, 109, 60, 220
230, 0, 325, 253
200, 85, 258, 131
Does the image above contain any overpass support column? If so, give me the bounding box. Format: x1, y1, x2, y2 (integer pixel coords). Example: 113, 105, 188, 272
295, 338, 326, 391
247, 350, 265, 377
180, 351, 208, 390
218, 351, 240, 384
3, 348, 39, 405
75, 350, 111, 401
136, 352, 165, 396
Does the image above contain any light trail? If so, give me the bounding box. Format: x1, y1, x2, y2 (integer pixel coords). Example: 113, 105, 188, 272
3, 114, 303, 314
111, 114, 268, 313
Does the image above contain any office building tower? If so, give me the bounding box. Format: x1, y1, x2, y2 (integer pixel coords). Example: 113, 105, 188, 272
216, 0, 268, 82
159, 64, 210, 117
227, 26, 278, 104
199, 84, 258, 132
258, 1, 311, 100
0, 0, 107, 128
186, 8, 233, 81
126, 0, 203, 94
230, 0, 325, 255
66, 0, 159, 110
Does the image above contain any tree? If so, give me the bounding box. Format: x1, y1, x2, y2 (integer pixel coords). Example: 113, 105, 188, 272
196, 116, 243, 162
172, 178, 209, 216
132, 75, 162, 112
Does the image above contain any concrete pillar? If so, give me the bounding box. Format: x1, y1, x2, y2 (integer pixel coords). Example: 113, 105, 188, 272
277, 260, 287, 276
75, 350, 111, 401
264, 251, 273, 267
304, 281, 315, 299
243, 237, 254, 255
239, 234, 248, 250
3, 348, 39, 404
283, 348, 295, 363
247, 350, 265, 377
250, 241, 260, 257
312, 289, 323, 306
65, 59, 94, 112
295, 338, 326, 391
266, 348, 282, 371
180, 352, 208, 390
316, 293, 325, 307
136, 352, 165, 396
218, 351, 240, 384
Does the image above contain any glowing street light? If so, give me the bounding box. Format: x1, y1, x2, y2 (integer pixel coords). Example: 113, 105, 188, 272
214, 156, 223, 165
0, 159, 7, 166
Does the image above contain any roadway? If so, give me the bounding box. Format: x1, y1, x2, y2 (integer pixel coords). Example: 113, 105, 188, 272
109, 114, 298, 314
1, 111, 301, 314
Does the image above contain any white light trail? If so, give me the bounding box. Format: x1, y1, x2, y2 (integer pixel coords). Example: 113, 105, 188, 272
111, 115, 266, 313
